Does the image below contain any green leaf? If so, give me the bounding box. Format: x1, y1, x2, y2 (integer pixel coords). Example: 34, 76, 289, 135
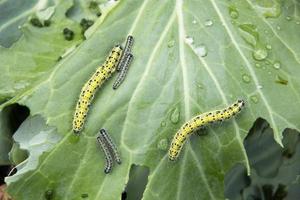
0, 0, 39, 47
0, 0, 82, 101
1, 0, 300, 199
0, 104, 29, 165
5, 115, 61, 185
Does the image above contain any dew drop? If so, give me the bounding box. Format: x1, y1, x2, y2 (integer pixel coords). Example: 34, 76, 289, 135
257, 85, 263, 89
250, 95, 259, 103
197, 83, 204, 89
185, 36, 194, 45
273, 61, 281, 69
276, 25, 281, 30
275, 75, 288, 85
295, 175, 300, 184
242, 74, 251, 83
170, 107, 180, 124
44, 189, 54, 200
266, 44, 272, 50
167, 40, 175, 48
296, 21, 300, 25
238, 24, 259, 47
231, 20, 237, 25
252, 46, 268, 61
195, 44, 208, 57
192, 19, 197, 24
157, 138, 168, 150
229, 6, 239, 19
253, 2, 281, 18
204, 19, 213, 27
286, 16, 292, 21
255, 63, 261, 68
69, 134, 80, 144
160, 121, 166, 127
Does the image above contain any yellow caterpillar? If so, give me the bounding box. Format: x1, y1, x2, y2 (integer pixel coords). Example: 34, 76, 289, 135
73, 45, 123, 133
168, 99, 245, 161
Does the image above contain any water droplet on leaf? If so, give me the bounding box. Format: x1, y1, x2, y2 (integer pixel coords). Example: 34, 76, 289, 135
242, 74, 251, 83
250, 95, 259, 103
266, 44, 272, 50
197, 83, 204, 89
253, 1, 281, 18
185, 36, 194, 45
69, 134, 80, 144
253, 46, 268, 61
273, 61, 281, 69
286, 16, 292, 21
157, 138, 168, 150
204, 19, 213, 27
238, 24, 259, 46
257, 85, 263, 89
167, 40, 175, 48
229, 6, 239, 19
195, 45, 208, 57
275, 75, 288, 85
170, 108, 180, 124
161, 121, 166, 127
44, 189, 54, 200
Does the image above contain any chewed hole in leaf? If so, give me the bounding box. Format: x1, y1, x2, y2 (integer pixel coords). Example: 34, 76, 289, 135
4, 104, 30, 135
122, 164, 150, 200
224, 163, 250, 199
0, 166, 11, 184
0, 104, 29, 184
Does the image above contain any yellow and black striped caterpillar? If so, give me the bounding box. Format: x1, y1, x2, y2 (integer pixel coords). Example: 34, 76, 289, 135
168, 99, 245, 161
97, 129, 121, 173
72, 45, 123, 133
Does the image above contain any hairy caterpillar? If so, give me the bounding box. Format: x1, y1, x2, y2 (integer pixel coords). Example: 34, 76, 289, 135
113, 53, 134, 89
99, 129, 121, 164
97, 134, 114, 174
72, 45, 123, 133
168, 99, 245, 161
117, 35, 134, 71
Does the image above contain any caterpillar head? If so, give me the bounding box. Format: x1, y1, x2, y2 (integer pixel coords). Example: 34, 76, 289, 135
237, 99, 245, 107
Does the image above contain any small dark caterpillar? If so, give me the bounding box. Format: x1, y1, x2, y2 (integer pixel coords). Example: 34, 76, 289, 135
97, 134, 114, 174
117, 35, 134, 71
73, 45, 123, 133
112, 53, 134, 89
99, 129, 122, 164
168, 99, 245, 161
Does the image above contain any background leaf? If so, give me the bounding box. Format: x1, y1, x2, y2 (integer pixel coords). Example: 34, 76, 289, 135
0, 0, 300, 199
225, 119, 300, 199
